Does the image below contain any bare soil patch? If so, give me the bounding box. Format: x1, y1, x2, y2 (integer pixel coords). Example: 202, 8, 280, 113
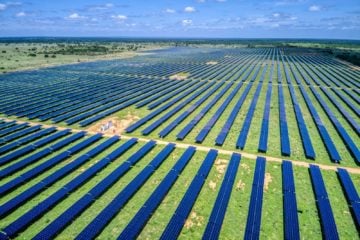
208, 180, 217, 191
264, 172, 272, 192
87, 114, 140, 135
169, 72, 190, 80
236, 179, 245, 191
206, 61, 218, 65
184, 211, 204, 229
214, 158, 228, 174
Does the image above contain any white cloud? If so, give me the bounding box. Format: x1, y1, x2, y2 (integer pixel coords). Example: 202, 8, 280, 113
197, 0, 205, 2
112, 15, 128, 21
0, 2, 22, 10
0, 3, 7, 10
273, 13, 280, 17
182, 19, 193, 26
66, 13, 87, 20
184, 6, 196, 13
105, 3, 114, 8
165, 8, 176, 14
16, 11, 25, 17
309, 5, 321, 12
216, 0, 227, 2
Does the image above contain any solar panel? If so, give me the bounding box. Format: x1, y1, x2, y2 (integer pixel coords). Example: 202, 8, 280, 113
117, 146, 197, 240
202, 153, 241, 240
244, 157, 266, 240
309, 165, 339, 239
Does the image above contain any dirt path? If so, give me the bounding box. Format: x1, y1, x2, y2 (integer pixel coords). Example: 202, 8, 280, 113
1, 117, 360, 174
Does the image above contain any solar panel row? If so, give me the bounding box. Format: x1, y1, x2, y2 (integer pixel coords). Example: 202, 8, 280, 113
290, 60, 341, 162
0, 134, 102, 215
0, 126, 56, 155
31, 138, 139, 240
244, 157, 266, 239
216, 82, 254, 146
309, 165, 339, 240
159, 81, 225, 138
176, 80, 234, 140
126, 81, 205, 133
202, 153, 241, 240
337, 168, 360, 230
74, 143, 176, 240
282, 161, 300, 240
117, 146, 198, 240
258, 81, 273, 153
142, 81, 214, 135
0, 129, 72, 177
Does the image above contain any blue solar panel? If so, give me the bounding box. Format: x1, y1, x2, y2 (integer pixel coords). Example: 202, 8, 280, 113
0, 125, 41, 144
333, 89, 360, 118
337, 168, 360, 229
160, 149, 218, 239
195, 82, 244, 143
278, 84, 291, 156
244, 157, 266, 240
142, 82, 213, 135
0, 123, 28, 138
35, 140, 153, 238
0, 129, 69, 167
309, 165, 339, 240
117, 146, 196, 240
236, 80, 264, 149
29, 139, 137, 240
282, 161, 300, 240
0, 135, 103, 215
202, 153, 241, 240
72, 143, 175, 240
283, 62, 316, 159
258, 83, 272, 152
176, 81, 234, 140
159, 81, 224, 138
309, 86, 360, 163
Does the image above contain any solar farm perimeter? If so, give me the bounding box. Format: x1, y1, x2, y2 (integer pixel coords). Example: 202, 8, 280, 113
0, 47, 359, 239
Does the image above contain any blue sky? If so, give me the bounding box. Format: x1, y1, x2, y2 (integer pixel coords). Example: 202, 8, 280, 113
0, 0, 359, 39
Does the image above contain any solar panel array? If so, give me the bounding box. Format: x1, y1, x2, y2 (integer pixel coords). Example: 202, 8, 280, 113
0, 47, 358, 164
0, 121, 358, 239
0, 46, 359, 239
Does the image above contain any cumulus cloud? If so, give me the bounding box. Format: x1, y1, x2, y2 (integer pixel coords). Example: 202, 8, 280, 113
182, 19, 193, 26
0, 1, 22, 10
112, 15, 128, 21
184, 6, 196, 13
16, 11, 26, 17
165, 8, 176, 14
309, 5, 321, 12
273, 13, 280, 17
66, 13, 87, 20
0, 3, 7, 10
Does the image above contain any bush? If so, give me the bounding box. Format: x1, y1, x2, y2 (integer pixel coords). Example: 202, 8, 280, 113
1, 50, 6, 53
51, 54, 56, 58
44, 54, 49, 58
28, 53, 36, 57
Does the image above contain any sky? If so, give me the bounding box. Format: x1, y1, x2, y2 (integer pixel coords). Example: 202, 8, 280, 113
0, 0, 359, 39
